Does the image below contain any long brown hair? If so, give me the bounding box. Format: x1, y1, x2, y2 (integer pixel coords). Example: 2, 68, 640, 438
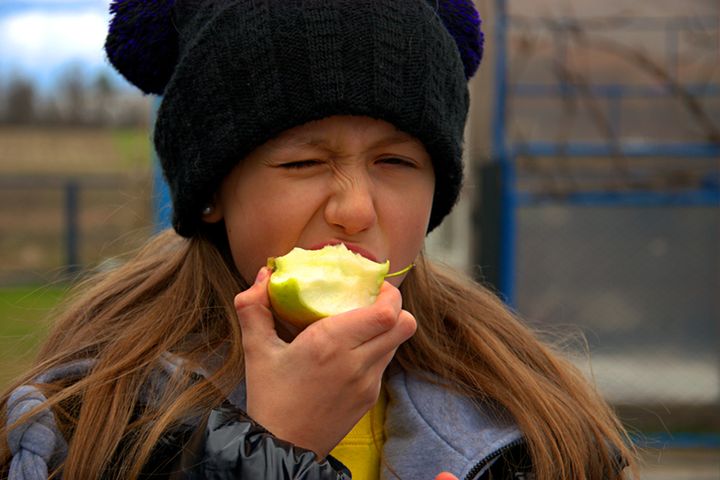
1, 229, 636, 479
1, 230, 244, 478
398, 255, 637, 479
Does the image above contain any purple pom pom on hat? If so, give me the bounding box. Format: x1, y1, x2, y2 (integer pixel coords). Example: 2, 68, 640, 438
105, 0, 178, 95
433, 0, 485, 78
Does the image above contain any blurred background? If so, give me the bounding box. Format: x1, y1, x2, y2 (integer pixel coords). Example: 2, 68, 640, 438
0, 0, 718, 478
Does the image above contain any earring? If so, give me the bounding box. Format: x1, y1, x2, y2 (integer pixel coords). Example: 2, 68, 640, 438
202, 205, 214, 216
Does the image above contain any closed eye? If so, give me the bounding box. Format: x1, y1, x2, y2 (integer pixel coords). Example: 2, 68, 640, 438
278, 159, 323, 169
378, 156, 418, 167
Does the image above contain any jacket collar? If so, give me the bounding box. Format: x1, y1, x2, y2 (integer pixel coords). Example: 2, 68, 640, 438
226, 367, 523, 479
382, 369, 522, 480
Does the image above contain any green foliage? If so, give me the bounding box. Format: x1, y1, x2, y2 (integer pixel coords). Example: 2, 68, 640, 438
111, 128, 152, 171
0, 285, 68, 388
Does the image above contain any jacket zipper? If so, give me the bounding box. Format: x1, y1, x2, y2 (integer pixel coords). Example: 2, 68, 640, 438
463, 438, 525, 480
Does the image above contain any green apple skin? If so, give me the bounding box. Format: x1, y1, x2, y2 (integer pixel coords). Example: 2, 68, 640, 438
268, 277, 328, 327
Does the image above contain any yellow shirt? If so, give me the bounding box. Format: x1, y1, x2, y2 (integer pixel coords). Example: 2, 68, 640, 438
329, 389, 387, 480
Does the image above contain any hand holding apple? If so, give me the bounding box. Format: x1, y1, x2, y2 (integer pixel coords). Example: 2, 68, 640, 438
234, 265, 416, 458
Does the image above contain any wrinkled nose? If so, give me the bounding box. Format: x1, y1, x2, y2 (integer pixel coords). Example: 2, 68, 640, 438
324, 175, 377, 235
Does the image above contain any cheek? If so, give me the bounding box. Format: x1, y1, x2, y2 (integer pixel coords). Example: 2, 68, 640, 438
383, 183, 434, 273
223, 183, 318, 282
221, 182, 278, 280
387, 179, 434, 230
224, 211, 265, 284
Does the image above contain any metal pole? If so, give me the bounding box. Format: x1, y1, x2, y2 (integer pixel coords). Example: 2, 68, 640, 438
492, 0, 508, 163
64, 179, 80, 276
152, 97, 173, 232
153, 156, 172, 232
608, 85, 623, 140
666, 23, 679, 81
492, 0, 516, 306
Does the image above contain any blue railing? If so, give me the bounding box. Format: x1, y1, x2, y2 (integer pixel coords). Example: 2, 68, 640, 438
491, 0, 720, 448
492, 0, 720, 306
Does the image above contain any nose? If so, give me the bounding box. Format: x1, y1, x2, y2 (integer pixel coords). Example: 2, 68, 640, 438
324, 173, 377, 235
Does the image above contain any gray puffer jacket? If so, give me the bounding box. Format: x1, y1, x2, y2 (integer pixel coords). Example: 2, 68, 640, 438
6, 360, 533, 480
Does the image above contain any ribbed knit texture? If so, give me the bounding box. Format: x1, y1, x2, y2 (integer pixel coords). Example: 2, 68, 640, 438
4, 354, 195, 480
107, 0, 483, 237
6, 360, 94, 480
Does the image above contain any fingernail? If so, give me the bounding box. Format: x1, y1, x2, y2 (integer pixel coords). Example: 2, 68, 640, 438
255, 267, 269, 284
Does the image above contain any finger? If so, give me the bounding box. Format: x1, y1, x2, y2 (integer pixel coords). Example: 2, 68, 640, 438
435, 473, 459, 480
316, 281, 403, 348
377, 280, 403, 312
358, 309, 416, 364
234, 268, 279, 349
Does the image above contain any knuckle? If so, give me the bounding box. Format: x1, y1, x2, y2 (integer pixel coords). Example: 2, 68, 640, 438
380, 283, 402, 304
234, 293, 248, 310
370, 304, 397, 330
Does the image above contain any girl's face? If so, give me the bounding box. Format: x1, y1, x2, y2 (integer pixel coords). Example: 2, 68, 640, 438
207, 115, 435, 286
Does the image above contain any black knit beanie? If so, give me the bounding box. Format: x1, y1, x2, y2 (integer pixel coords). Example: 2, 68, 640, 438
105, 0, 484, 237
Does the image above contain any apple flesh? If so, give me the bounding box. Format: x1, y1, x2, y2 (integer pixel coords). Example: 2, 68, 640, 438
267, 244, 410, 327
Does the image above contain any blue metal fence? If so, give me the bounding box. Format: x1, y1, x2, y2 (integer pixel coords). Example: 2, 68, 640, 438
491, 0, 719, 446
492, 1, 720, 305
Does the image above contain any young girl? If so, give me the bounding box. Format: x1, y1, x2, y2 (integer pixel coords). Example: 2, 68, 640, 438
2, 1, 636, 479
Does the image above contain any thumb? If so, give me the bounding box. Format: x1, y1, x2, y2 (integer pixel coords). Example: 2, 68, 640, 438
235, 267, 272, 310
234, 267, 277, 348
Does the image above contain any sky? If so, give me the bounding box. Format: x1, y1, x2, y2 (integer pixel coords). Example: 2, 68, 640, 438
0, 0, 716, 93
0, 0, 128, 93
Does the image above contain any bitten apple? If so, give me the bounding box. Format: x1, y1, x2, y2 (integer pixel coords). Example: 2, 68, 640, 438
267, 244, 411, 327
